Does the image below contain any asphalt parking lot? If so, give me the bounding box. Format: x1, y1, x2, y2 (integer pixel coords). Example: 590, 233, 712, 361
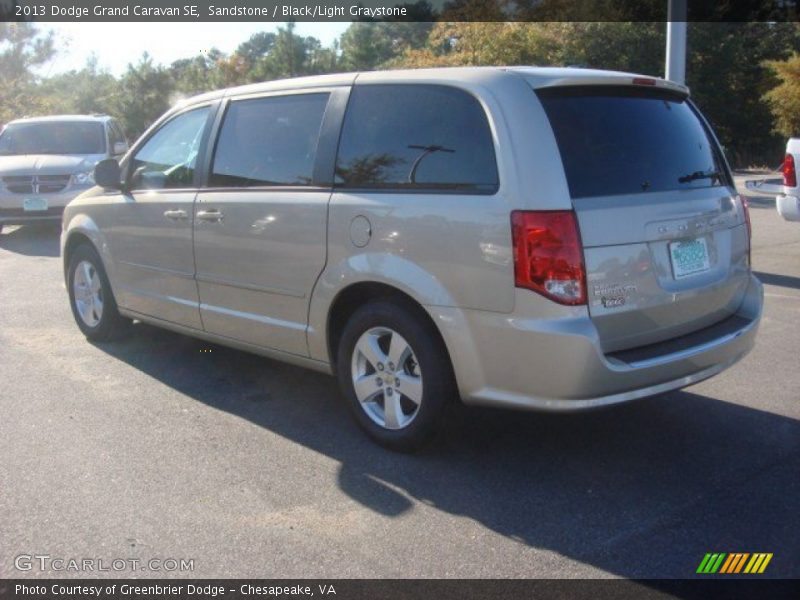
1, 178, 798, 579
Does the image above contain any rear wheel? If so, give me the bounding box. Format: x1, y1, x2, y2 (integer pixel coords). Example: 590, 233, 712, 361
67, 244, 131, 341
337, 301, 456, 451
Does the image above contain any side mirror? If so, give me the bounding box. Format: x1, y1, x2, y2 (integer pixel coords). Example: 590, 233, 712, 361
94, 158, 122, 190
113, 141, 129, 156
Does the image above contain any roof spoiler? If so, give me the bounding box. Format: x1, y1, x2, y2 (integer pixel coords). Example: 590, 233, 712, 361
510, 68, 690, 97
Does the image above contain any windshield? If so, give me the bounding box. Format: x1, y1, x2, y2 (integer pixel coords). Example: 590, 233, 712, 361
0, 121, 106, 156
538, 86, 728, 199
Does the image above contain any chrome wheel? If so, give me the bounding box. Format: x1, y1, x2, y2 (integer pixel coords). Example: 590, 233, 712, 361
73, 260, 104, 328
350, 326, 423, 430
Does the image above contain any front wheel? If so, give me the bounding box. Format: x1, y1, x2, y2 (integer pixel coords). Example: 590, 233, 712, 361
337, 301, 456, 451
67, 244, 131, 341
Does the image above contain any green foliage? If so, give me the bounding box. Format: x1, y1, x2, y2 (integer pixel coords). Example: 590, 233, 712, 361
235, 32, 277, 65
246, 23, 334, 80
765, 53, 800, 140
37, 57, 118, 116
555, 22, 665, 74
515, 0, 666, 21
340, 22, 432, 70
687, 23, 800, 167
0, 23, 56, 124
170, 51, 225, 96
395, 23, 663, 71
112, 53, 175, 138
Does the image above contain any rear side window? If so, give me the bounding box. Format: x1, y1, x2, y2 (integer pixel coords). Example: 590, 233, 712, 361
538, 87, 727, 199
210, 93, 329, 187
335, 84, 498, 193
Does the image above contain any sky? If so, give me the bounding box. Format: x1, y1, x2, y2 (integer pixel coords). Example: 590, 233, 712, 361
38, 22, 351, 77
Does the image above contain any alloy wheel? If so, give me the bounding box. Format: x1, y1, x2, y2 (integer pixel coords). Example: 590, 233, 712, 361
350, 326, 423, 430
73, 260, 104, 327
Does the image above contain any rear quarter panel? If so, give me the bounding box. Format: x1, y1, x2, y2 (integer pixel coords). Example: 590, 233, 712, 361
307, 71, 576, 363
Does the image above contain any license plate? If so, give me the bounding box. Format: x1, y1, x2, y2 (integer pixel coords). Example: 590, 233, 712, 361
669, 237, 711, 279
23, 197, 48, 212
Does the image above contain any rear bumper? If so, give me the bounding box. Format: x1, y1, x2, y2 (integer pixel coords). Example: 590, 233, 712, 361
429, 274, 762, 411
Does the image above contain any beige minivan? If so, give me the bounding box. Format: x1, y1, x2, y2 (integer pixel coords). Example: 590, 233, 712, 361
62, 67, 762, 450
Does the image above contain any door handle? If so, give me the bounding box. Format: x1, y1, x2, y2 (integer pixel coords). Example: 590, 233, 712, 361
196, 209, 224, 223
163, 209, 188, 220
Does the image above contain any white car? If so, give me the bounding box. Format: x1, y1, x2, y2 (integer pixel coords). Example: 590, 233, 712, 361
746, 138, 800, 221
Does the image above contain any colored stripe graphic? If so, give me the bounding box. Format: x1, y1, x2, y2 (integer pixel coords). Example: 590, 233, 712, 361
719, 554, 735, 573
699, 552, 773, 574
733, 553, 750, 573
711, 554, 726, 573
720, 553, 749, 573
696, 554, 713, 573
697, 553, 727, 573
744, 553, 773, 574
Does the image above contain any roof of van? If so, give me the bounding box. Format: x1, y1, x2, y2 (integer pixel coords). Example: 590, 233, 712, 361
7, 114, 114, 125
175, 66, 689, 108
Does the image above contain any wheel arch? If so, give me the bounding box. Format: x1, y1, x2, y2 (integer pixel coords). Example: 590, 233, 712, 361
63, 231, 94, 275
62, 214, 112, 285
324, 281, 453, 375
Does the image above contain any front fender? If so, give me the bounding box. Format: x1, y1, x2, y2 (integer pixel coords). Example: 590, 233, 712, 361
307, 252, 458, 363
61, 213, 116, 288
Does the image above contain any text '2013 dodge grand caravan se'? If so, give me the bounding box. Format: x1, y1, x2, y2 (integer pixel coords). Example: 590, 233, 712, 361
62, 67, 762, 450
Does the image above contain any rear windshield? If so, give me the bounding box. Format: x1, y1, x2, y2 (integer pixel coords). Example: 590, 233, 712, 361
537, 86, 727, 199
0, 121, 106, 156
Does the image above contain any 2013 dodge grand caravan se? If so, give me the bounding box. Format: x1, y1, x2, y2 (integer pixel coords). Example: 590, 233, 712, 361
61, 67, 762, 450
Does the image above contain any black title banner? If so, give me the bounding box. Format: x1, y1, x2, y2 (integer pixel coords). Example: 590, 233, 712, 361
2, 0, 799, 22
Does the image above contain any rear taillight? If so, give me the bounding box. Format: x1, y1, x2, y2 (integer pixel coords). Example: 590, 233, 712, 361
511, 210, 587, 305
783, 153, 796, 187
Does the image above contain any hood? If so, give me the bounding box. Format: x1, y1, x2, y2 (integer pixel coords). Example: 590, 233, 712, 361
0, 154, 105, 176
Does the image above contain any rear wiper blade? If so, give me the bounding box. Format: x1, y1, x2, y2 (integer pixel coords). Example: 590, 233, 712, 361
678, 169, 722, 184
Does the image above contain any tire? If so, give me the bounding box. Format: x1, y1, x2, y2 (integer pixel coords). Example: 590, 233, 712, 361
336, 301, 457, 451
67, 243, 131, 342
